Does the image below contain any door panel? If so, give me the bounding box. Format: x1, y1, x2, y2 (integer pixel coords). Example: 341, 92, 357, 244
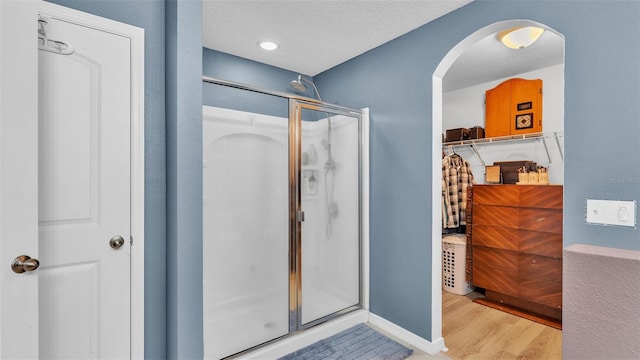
39, 50, 99, 224
38, 16, 131, 359
298, 105, 361, 327
39, 262, 100, 358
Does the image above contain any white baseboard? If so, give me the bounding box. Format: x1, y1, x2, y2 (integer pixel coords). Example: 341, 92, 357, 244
368, 312, 446, 355
237, 310, 369, 359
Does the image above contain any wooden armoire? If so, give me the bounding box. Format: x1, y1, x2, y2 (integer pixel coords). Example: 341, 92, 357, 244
485, 78, 543, 138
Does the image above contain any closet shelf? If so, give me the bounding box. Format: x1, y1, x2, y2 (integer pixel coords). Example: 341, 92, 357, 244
443, 131, 564, 166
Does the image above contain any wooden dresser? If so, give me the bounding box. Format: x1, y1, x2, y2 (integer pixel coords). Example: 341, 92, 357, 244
470, 184, 563, 328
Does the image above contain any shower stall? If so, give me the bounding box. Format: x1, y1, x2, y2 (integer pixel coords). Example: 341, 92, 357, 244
202, 77, 365, 359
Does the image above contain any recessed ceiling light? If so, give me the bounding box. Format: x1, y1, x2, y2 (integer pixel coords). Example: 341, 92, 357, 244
259, 41, 278, 51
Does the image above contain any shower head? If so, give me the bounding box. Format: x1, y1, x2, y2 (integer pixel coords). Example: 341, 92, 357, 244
290, 75, 307, 92
290, 75, 322, 101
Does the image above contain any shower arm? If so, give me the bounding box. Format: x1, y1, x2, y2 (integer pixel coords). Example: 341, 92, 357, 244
298, 76, 322, 102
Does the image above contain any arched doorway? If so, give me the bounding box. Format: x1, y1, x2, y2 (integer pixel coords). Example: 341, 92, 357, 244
431, 19, 565, 349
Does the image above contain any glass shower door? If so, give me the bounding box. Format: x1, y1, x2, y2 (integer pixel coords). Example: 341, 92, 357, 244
297, 103, 362, 327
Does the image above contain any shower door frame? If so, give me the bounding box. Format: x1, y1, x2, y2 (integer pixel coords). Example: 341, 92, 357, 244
289, 99, 364, 331
202, 76, 365, 343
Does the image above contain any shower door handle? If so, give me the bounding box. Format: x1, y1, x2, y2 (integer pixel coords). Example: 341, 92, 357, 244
297, 210, 305, 222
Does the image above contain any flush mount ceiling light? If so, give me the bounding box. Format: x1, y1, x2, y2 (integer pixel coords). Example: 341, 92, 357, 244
497, 26, 545, 49
258, 41, 278, 51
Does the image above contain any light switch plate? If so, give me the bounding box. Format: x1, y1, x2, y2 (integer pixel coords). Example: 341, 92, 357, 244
586, 199, 637, 228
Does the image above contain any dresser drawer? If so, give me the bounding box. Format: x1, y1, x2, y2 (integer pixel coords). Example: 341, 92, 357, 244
473, 185, 519, 206
518, 275, 562, 308
473, 205, 518, 228
473, 246, 517, 272
519, 185, 563, 209
518, 253, 562, 280
519, 208, 563, 233
518, 230, 562, 258
472, 225, 518, 250
473, 264, 517, 296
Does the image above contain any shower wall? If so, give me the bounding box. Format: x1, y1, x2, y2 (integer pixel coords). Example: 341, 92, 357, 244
203, 105, 361, 358
203, 106, 289, 359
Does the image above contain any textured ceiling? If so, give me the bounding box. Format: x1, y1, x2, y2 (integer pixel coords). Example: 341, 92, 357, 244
203, 1, 564, 92
444, 29, 564, 92
203, 0, 472, 76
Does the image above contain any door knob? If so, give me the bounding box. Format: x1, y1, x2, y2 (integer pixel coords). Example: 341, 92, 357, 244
11, 255, 40, 274
109, 235, 125, 250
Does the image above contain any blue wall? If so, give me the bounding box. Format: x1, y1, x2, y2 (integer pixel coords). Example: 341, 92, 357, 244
203, 48, 313, 97
165, 0, 203, 359
314, 0, 640, 341
203, 48, 312, 117
45, 0, 168, 358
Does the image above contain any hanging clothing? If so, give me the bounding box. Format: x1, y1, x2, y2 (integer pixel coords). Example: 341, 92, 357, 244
442, 154, 475, 229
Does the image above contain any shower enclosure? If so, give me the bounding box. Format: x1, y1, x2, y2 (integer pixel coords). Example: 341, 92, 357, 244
202, 77, 364, 359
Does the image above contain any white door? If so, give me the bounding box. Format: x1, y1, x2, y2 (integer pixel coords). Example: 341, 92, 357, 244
37, 13, 132, 360
0, 2, 135, 358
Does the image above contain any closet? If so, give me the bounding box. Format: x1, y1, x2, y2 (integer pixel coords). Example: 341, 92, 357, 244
437, 22, 565, 360
441, 54, 565, 329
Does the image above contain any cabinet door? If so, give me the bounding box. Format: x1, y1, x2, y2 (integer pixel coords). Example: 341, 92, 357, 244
485, 78, 543, 137
510, 78, 542, 135
485, 81, 511, 137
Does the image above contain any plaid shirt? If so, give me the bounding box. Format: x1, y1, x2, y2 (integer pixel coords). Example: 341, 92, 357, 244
442, 154, 475, 228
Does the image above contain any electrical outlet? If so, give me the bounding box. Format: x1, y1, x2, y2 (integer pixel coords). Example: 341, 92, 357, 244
586, 199, 637, 228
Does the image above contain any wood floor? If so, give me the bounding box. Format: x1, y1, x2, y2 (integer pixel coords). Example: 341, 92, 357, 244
440, 290, 562, 360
